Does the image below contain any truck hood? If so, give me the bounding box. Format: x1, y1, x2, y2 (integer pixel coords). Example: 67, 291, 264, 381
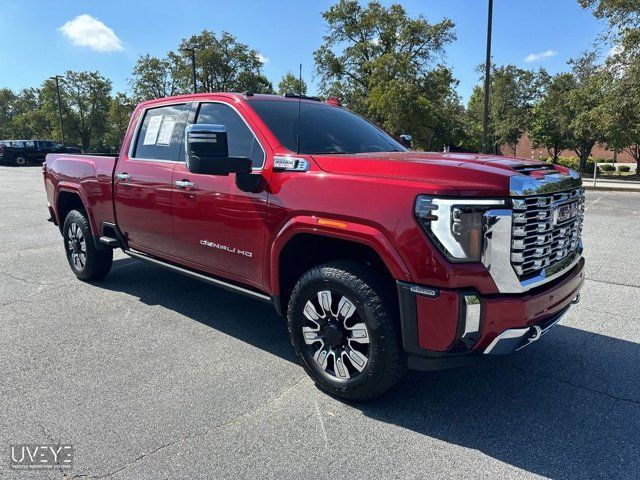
310, 151, 553, 196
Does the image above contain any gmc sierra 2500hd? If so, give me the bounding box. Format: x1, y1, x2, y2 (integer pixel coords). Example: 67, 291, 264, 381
43, 93, 585, 400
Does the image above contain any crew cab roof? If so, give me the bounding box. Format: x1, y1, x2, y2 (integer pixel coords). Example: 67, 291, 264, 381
135, 92, 327, 109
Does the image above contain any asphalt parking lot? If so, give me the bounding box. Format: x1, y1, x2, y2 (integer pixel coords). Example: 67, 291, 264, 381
1, 165, 639, 479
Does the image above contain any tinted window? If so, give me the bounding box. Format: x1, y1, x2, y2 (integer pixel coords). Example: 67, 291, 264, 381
38, 141, 52, 148
133, 104, 188, 161
25, 141, 35, 148
196, 102, 264, 168
247, 99, 405, 155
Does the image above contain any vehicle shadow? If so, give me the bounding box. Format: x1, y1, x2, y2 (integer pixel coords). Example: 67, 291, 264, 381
101, 257, 639, 479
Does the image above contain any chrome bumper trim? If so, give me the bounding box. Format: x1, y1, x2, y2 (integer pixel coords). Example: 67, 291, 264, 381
483, 302, 574, 355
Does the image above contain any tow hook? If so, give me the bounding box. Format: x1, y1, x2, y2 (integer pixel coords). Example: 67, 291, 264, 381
571, 294, 580, 305
527, 325, 543, 343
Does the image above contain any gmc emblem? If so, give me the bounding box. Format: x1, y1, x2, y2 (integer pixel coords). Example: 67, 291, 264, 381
554, 202, 578, 225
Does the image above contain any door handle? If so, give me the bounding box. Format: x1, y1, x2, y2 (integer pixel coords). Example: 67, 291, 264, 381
116, 172, 131, 181
175, 180, 196, 190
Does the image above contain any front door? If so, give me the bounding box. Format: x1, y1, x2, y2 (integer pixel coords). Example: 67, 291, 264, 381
171, 101, 269, 288
114, 103, 190, 258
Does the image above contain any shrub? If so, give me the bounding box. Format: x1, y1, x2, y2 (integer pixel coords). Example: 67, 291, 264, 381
555, 156, 597, 174
600, 164, 616, 172
618, 165, 631, 172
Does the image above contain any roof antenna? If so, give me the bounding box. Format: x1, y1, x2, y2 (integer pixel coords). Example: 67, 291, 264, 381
296, 63, 302, 155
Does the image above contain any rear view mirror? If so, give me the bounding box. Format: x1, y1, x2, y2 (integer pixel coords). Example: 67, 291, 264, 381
185, 124, 252, 176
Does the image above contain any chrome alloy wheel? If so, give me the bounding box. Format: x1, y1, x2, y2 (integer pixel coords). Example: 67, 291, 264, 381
67, 222, 87, 270
302, 290, 370, 380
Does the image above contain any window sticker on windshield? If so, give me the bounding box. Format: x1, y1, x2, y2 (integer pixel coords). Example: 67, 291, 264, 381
156, 115, 177, 146
143, 115, 163, 145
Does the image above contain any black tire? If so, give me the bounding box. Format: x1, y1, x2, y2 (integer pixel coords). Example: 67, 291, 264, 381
14, 155, 28, 167
287, 261, 406, 401
62, 209, 112, 281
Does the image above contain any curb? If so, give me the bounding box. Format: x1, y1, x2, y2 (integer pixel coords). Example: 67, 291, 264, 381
584, 185, 640, 193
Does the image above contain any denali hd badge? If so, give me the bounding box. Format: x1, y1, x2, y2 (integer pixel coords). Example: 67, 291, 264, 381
553, 202, 578, 225
200, 240, 253, 257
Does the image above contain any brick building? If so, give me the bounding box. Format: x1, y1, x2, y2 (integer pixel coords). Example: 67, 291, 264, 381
500, 133, 636, 163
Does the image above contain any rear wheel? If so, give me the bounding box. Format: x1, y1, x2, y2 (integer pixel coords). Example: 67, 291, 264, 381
62, 210, 112, 280
14, 155, 27, 167
287, 261, 405, 401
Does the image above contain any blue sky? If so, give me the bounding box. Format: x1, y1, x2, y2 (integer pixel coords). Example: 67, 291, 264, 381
0, 0, 609, 103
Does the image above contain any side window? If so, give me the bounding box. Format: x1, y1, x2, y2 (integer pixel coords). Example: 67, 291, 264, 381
196, 103, 264, 169
133, 104, 188, 161
38, 141, 52, 148
25, 141, 35, 148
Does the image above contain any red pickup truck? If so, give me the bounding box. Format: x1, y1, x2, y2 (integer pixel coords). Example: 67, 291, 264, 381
43, 93, 585, 400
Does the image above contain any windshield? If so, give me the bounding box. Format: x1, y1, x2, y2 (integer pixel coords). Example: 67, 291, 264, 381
247, 99, 406, 155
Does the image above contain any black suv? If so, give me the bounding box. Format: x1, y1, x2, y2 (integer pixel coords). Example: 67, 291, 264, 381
0, 140, 81, 166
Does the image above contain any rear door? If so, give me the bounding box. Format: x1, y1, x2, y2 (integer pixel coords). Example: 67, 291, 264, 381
171, 100, 269, 287
114, 103, 190, 258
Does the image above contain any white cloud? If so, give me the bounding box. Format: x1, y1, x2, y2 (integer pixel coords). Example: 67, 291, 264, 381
524, 49, 558, 63
257, 53, 269, 65
59, 14, 124, 52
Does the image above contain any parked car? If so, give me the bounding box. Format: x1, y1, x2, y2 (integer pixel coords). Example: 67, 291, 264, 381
43, 93, 585, 400
0, 140, 81, 166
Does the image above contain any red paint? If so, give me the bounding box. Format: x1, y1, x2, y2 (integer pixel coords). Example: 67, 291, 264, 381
416, 291, 459, 352
43, 93, 585, 361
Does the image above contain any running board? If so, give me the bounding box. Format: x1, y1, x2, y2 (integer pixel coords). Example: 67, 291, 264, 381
125, 249, 272, 303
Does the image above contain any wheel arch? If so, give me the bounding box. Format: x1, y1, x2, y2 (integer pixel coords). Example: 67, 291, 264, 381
55, 187, 101, 248
269, 216, 412, 315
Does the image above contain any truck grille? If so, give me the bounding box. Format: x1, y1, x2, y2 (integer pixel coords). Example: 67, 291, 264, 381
511, 187, 584, 279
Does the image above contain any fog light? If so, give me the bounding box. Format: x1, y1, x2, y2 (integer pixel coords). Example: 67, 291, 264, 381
461, 294, 481, 346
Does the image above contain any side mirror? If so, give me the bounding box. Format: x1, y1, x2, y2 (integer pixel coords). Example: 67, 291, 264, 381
185, 124, 252, 176
399, 134, 413, 149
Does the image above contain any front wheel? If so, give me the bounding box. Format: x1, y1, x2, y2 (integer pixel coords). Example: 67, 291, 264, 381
287, 261, 406, 401
63, 210, 113, 281
14, 155, 28, 167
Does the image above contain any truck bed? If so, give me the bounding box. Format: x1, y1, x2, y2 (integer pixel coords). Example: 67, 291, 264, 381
44, 153, 118, 234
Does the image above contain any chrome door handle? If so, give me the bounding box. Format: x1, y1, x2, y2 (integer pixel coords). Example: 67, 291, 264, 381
175, 180, 196, 190
116, 172, 131, 181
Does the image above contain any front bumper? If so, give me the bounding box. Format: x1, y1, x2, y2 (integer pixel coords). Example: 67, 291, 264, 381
398, 257, 585, 371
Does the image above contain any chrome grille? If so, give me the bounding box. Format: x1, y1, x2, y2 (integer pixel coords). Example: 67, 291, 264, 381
511, 187, 584, 278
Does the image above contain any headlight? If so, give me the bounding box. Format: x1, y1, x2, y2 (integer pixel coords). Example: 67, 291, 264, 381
415, 196, 506, 262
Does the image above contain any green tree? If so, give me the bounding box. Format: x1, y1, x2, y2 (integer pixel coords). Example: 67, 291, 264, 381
11, 88, 52, 140
59, 71, 112, 151
565, 52, 611, 171
602, 61, 640, 172
277, 72, 307, 95
578, 0, 640, 51
529, 73, 576, 163
0, 88, 18, 138
464, 65, 541, 154
367, 66, 465, 151
313, 0, 459, 150
180, 30, 272, 93
105, 93, 136, 152
130, 30, 273, 100
131, 54, 186, 101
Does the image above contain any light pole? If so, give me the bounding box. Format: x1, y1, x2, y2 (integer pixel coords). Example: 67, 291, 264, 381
181, 47, 197, 94
50, 75, 66, 147
482, 0, 493, 154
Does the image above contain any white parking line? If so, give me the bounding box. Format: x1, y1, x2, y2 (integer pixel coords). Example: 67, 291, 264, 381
584, 195, 603, 212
